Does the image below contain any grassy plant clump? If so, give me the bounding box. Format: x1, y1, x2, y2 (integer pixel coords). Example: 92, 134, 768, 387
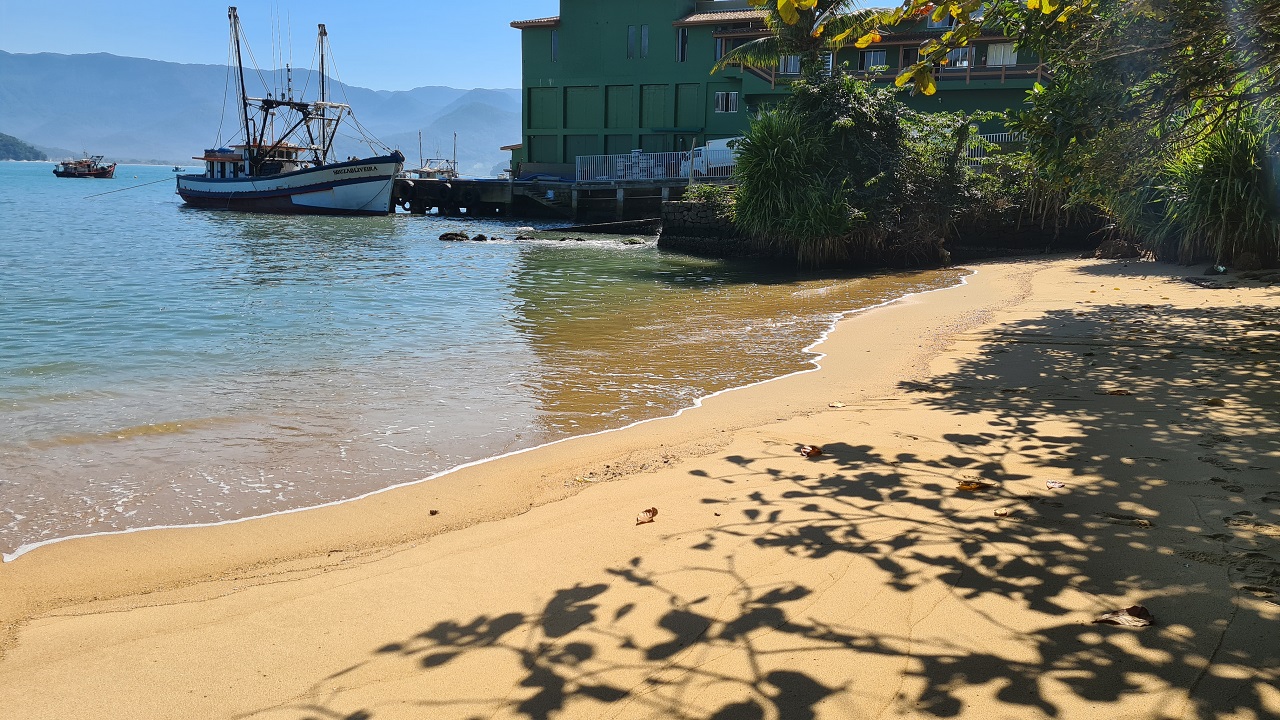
1158, 110, 1280, 265
734, 105, 870, 266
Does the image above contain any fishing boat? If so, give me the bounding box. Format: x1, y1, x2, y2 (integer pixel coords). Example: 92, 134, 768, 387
53, 155, 116, 179
176, 7, 403, 215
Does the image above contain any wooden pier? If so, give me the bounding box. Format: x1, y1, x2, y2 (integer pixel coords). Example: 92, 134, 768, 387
391, 177, 703, 222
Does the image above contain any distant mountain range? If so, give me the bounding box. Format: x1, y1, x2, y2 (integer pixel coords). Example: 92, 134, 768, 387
0, 50, 521, 175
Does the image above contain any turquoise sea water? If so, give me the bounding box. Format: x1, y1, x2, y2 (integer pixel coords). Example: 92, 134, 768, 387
0, 161, 966, 559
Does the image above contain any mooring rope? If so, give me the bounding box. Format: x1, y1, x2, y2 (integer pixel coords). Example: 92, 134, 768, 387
84, 176, 174, 199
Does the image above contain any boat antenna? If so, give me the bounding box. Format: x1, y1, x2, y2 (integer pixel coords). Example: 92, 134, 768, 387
230, 7, 252, 160
316, 23, 327, 165
418, 130, 423, 169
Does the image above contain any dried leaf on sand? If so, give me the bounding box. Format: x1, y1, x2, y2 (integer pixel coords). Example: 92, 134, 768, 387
957, 480, 990, 492
798, 445, 823, 458
1093, 605, 1154, 627
636, 507, 658, 525
1106, 389, 1132, 396
1046, 480, 1066, 489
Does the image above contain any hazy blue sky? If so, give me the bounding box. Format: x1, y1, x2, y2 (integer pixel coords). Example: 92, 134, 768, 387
0, 0, 561, 90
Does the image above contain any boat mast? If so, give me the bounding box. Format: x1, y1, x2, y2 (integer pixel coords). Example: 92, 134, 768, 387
316, 23, 328, 165
230, 7, 252, 167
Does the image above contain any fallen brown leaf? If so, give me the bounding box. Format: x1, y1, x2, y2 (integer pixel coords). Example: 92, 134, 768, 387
636, 507, 658, 525
957, 480, 990, 492
799, 445, 823, 458
1093, 605, 1154, 627
1107, 389, 1132, 396
1203, 398, 1226, 407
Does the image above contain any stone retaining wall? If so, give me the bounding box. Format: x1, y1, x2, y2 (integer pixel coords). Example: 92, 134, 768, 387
657, 200, 757, 257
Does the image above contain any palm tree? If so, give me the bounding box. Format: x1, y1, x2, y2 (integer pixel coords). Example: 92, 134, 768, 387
711, 0, 889, 78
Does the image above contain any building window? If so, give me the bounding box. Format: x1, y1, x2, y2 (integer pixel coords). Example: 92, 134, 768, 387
927, 15, 956, 29
715, 37, 749, 61
714, 91, 739, 113
676, 27, 688, 62
551, 30, 558, 62
944, 47, 971, 68
859, 49, 887, 72
901, 47, 921, 66
987, 42, 1017, 66
820, 51, 834, 76
778, 55, 801, 75
628, 25, 636, 58
641, 25, 649, 58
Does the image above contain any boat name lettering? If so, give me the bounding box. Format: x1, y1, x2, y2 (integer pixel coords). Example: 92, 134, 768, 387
333, 165, 377, 175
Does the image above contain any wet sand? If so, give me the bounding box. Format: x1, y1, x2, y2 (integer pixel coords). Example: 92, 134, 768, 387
0, 256, 1277, 719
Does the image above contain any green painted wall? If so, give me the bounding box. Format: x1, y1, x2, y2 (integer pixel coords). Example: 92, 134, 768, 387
514, 2, 1037, 168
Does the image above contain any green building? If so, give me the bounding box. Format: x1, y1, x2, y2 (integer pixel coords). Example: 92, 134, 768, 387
510, 1, 1041, 178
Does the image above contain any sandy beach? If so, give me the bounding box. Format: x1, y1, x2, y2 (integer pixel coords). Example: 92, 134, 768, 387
1, 256, 1276, 719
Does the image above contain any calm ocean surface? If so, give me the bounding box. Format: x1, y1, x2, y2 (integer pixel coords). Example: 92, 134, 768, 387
0, 161, 967, 559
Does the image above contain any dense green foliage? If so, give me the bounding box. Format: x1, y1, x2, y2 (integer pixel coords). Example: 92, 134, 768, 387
0, 132, 47, 161
1009, 0, 1280, 265
741, 0, 1280, 268
733, 74, 973, 267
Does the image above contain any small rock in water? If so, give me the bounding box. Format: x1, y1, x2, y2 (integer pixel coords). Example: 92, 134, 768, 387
471, 234, 488, 242
439, 232, 468, 242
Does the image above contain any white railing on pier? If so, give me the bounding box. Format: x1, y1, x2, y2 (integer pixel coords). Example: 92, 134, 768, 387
966, 131, 1026, 165
575, 149, 736, 183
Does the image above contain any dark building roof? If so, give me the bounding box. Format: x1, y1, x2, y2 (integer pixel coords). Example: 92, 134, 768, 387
511, 16, 561, 29
673, 9, 767, 26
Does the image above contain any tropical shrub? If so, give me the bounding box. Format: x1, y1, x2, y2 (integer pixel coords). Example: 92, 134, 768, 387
1159, 110, 1280, 265
734, 73, 974, 268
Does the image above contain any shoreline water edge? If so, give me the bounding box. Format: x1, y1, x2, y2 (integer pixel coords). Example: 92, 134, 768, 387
1, 256, 1276, 719
2, 269, 975, 563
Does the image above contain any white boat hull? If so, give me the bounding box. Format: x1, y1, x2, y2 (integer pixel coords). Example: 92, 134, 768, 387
176, 152, 405, 215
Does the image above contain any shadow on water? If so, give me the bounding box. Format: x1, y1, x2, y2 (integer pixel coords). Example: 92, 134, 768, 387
246, 296, 1278, 719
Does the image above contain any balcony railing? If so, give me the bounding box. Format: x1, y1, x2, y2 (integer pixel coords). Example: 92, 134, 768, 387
966, 131, 1026, 167
575, 149, 736, 183
571, 133, 1018, 184
850, 62, 1048, 84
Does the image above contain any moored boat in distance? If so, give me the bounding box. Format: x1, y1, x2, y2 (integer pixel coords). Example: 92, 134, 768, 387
53, 155, 116, 179
176, 7, 403, 215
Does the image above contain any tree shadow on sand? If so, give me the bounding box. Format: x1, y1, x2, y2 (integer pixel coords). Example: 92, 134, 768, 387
252, 296, 1279, 720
